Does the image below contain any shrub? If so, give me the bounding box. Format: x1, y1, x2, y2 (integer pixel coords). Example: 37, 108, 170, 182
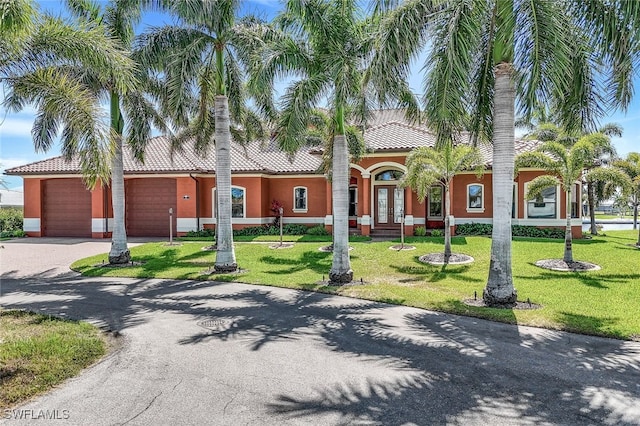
430, 229, 443, 237
0, 229, 26, 238
185, 228, 215, 238
0, 208, 23, 232
413, 226, 427, 237
306, 225, 330, 235
455, 222, 492, 235
233, 224, 309, 237
455, 222, 565, 239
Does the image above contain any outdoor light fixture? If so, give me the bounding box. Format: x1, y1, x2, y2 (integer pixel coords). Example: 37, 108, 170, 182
183, 195, 190, 200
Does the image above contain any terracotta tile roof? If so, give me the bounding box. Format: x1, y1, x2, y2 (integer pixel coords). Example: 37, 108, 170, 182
4, 111, 543, 176
365, 121, 438, 151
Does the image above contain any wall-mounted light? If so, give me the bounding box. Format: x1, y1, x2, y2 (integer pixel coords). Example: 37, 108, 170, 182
183, 195, 190, 200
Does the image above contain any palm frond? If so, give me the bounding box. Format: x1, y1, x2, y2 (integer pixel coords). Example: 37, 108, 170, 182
525, 175, 560, 200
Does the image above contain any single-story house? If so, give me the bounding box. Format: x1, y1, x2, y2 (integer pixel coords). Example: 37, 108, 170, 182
4, 110, 583, 239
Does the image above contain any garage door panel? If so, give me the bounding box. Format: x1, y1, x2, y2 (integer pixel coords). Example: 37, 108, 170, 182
43, 179, 92, 237
126, 178, 177, 237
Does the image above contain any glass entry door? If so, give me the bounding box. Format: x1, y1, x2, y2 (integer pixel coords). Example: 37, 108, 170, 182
375, 186, 404, 228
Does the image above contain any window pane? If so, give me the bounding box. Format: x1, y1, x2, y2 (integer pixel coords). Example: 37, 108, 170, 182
429, 186, 442, 217
468, 185, 482, 208
231, 188, 244, 218
295, 187, 306, 210
375, 170, 404, 181
527, 186, 556, 218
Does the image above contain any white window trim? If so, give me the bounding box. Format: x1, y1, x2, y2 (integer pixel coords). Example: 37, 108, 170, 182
293, 186, 308, 213
524, 182, 559, 219
427, 184, 444, 220
466, 183, 485, 213
212, 185, 247, 219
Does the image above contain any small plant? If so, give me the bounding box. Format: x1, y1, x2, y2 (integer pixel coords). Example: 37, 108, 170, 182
413, 226, 427, 237
430, 229, 443, 237
270, 199, 284, 227
306, 225, 330, 235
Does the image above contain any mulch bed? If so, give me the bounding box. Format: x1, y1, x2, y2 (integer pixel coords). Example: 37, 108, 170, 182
201, 268, 248, 276
318, 278, 367, 287
534, 259, 601, 272
418, 253, 474, 265
463, 298, 542, 310
389, 244, 416, 251
269, 243, 295, 249
318, 245, 354, 252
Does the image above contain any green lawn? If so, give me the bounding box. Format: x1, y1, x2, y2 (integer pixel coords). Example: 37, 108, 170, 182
71, 231, 640, 340
0, 310, 107, 409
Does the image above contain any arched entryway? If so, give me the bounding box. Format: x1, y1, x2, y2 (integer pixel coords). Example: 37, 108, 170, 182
371, 167, 405, 230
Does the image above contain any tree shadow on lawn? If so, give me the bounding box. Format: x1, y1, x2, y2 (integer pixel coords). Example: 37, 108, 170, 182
517, 269, 640, 290
389, 258, 482, 284
555, 312, 624, 339
259, 250, 332, 276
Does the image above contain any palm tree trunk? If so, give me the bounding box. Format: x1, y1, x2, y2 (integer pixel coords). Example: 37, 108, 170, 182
483, 63, 517, 307
443, 183, 451, 263
329, 133, 353, 284
108, 91, 130, 264
564, 188, 574, 262
587, 181, 597, 235
633, 197, 638, 230
214, 95, 237, 272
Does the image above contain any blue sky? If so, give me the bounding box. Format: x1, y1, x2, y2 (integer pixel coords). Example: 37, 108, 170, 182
1, 0, 639, 189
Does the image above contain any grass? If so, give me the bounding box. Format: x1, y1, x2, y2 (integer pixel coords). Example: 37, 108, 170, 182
591, 212, 636, 220
71, 230, 640, 340
0, 310, 107, 409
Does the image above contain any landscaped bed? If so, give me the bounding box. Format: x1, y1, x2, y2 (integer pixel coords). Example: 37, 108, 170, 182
71, 230, 640, 341
0, 310, 108, 410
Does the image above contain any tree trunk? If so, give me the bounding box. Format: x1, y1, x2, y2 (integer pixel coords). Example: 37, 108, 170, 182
588, 181, 597, 235
443, 183, 451, 263
214, 95, 237, 272
483, 63, 517, 307
329, 134, 353, 284
108, 91, 130, 264
563, 187, 573, 263
633, 197, 638, 230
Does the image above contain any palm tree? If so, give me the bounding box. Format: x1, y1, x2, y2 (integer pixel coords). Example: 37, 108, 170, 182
2, 2, 136, 193
516, 134, 609, 263
248, 0, 415, 284
62, 0, 167, 264
402, 141, 483, 263
524, 119, 621, 235
135, 0, 265, 273
611, 153, 640, 243
372, 0, 639, 306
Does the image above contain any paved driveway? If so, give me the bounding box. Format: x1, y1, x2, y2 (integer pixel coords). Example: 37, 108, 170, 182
1, 239, 640, 425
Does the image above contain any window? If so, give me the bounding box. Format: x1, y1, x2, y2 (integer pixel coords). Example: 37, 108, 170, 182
349, 187, 357, 216
526, 185, 557, 218
213, 186, 246, 219
293, 186, 307, 212
375, 170, 404, 181
428, 185, 443, 218
467, 184, 484, 212
231, 187, 244, 218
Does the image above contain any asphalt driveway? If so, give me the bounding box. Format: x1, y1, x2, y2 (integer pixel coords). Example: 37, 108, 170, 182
1, 239, 639, 425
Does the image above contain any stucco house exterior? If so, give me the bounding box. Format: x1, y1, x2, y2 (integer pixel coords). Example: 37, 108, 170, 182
5, 111, 583, 239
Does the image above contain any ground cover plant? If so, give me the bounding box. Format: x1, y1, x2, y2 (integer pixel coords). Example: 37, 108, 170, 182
0, 310, 107, 409
71, 231, 640, 340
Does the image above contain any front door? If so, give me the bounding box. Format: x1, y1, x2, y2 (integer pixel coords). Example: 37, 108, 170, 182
375, 185, 404, 228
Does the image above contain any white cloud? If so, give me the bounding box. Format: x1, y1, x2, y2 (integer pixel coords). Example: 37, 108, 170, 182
0, 156, 43, 171
0, 117, 35, 138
